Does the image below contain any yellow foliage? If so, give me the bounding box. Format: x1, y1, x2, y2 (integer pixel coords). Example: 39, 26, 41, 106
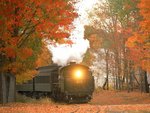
16, 70, 37, 84
35, 44, 52, 67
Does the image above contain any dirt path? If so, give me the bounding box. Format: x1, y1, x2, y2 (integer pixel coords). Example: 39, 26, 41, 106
90, 90, 150, 105
0, 90, 150, 113
0, 103, 150, 113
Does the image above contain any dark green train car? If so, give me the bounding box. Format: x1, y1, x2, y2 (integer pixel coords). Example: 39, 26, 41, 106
16, 64, 59, 98
16, 62, 95, 103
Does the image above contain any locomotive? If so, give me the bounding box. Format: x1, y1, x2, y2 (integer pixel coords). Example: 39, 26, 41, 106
16, 62, 95, 103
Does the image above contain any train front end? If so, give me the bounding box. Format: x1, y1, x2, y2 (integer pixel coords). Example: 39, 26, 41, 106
60, 63, 94, 103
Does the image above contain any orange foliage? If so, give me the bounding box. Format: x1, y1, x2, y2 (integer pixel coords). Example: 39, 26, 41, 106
0, 0, 77, 73
18, 48, 33, 60
0, 62, 22, 74
65, 40, 74, 45
4, 47, 16, 58
56, 39, 74, 45
126, 0, 150, 72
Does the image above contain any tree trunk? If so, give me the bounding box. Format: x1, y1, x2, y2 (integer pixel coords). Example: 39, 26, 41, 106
0, 72, 16, 104
129, 71, 133, 91
127, 71, 130, 92
127, 61, 131, 92
114, 49, 122, 90
140, 69, 149, 93
0, 72, 7, 104
103, 49, 109, 90
102, 78, 107, 90
0, 73, 1, 103
115, 76, 119, 90
106, 50, 109, 90
7, 73, 16, 102
143, 71, 149, 93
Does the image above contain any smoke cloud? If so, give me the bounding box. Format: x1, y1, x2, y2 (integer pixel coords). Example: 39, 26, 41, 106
48, 17, 90, 66
49, 38, 89, 66
48, 0, 97, 66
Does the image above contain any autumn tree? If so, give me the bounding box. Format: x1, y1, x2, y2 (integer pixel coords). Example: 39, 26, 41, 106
127, 0, 150, 72
0, 0, 77, 103
126, 0, 150, 93
84, 25, 112, 90
87, 0, 141, 90
0, 0, 77, 74
83, 26, 102, 66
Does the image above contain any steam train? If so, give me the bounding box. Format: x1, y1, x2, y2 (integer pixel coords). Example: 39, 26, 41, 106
16, 62, 95, 103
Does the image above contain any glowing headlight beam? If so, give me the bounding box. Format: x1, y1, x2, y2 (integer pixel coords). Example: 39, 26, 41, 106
75, 70, 82, 78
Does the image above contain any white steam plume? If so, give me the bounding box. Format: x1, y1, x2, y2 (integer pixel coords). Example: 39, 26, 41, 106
48, 0, 97, 66
50, 38, 89, 66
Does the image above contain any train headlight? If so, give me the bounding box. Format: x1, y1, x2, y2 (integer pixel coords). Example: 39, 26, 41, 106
74, 70, 82, 79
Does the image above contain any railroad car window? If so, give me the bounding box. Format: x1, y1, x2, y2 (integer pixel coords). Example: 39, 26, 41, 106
35, 76, 50, 83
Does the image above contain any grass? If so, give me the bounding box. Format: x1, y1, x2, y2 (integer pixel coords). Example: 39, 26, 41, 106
16, 93, 54, 104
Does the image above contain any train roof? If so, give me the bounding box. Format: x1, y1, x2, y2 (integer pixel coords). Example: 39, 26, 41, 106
36, 64, 61, 76
36, 63, 89, 76
37, 63, 58, 69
